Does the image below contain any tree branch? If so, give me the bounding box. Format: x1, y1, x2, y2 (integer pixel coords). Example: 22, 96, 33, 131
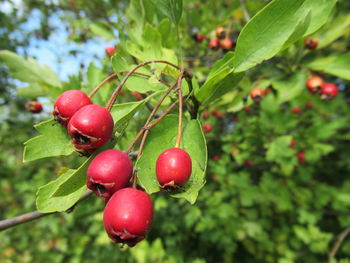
328, 226, 350, 262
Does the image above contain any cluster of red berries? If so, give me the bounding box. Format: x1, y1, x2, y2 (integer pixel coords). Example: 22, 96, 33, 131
193, 26, 234, 52
52, 89, 193, 246
53, 90, 114, 155
306, 76, 338, 100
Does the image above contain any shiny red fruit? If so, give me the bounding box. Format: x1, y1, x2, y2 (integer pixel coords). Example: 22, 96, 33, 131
289, 139, 296, 148
304, 37, 318, 50
250, 88, 264, 102
202, 123, 213, 133
292, 107, 301, 114
306, 76, 323, 94
306, 101, 313, 109
213, 155, 220, 161
103, 188, 153, 247
208, 39, 220, 50
156, 147, 192, 189
320, 83, 338, 100
215, 26, 226, 39
25, 101, 43, 114
68, 104, 114, 155
53, 90, 92, 127
87, 149, 133, 198
105, 46, 116, 56
220, 38, 233, 51
210, 109, 223, 118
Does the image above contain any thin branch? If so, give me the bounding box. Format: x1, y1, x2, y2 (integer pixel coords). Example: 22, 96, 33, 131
328, 226, 350, 262
175, 70, 184, 147
88, 73, 118, 98
0, 190, 93, 232
240, 0, 250, 23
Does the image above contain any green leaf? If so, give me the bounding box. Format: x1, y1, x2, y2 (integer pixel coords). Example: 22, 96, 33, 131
136, 115, 207, 204
316, 15, 350, 49
307, 52, 350, 80
16, 84, 47, 99
273, 73, 307, 104
23, 119, 75, 162
195, 52, 243, 105
89, 23, 115, 41
0, 50, 62, 89
232, 0, 309, 73
151, 0, 183, 25
36, 169, 87, 213
303, 0, 337, 36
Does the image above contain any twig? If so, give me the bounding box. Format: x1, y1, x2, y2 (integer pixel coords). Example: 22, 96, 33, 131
0, 190, 93, 232
175, 69, 184, 147
89, 73, 118, 98
240, 0, 250, 23
328, 226, 350, 262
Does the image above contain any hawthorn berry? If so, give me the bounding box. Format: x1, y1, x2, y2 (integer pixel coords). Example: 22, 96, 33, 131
289, 139, 296, 148
193, 33, 205, 43
25, 101, 43, 114
202, 123, 213, 133
244, 105, 252, 112
320, 83, 338, 100
220, 38, 233, 51
156, 147, 192, 189
264, 87, 272, 94
208, 39, 220, 50
244, 160, 254, 167
132, 91, 144, 101
215, 26, 226, 39
213, 155, 220, 161
304, 37, 318, 50
103, 188, 153, 247
202, 112, 210, 120
306, 76, 323, 94
105, 46, 116, 56
250, 87, 264, 102
292, 107, 301, 114
68, 104, 114, 155
210, 109, 223, 118
87, 149, 133, 198
306, 101, 313, 109
297, 151, 305, 164
53, 90, 92, 127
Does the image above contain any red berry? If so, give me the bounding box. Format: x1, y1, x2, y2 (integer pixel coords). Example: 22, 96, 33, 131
264, 87, 272, 94
103, 188, 153, 247
213, 155, 220, 161
320, 83, 338, 100
87, 149, 133, 198
105, 46, 116, 56
289, 139, 296, 148
193, 33, 205, 43
68, 104, 114, 155
202, 112, 209, 119
306, 76, 323, 94
208, 39, 220, 50
250, 88, 264, 102
156, 147, 192, 189
202, 123, 213, 133
132, 91, 144, 101
304, 37, 318, 50
297, 151, 305, 164
25, 101, 43, 114
220, 38, 233, 51
210, 109, 223, 118
53, 90, 92, 127
244, 160, 254, 167
215, 26, 226, 39
244, 106, 252, 112
306, 101, 313, 109
292, 107, 301, 114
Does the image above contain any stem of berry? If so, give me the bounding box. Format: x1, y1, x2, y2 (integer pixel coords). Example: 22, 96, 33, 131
105, 60, 190, 111
175, 69, 185, 148
88, 73, 118, 98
